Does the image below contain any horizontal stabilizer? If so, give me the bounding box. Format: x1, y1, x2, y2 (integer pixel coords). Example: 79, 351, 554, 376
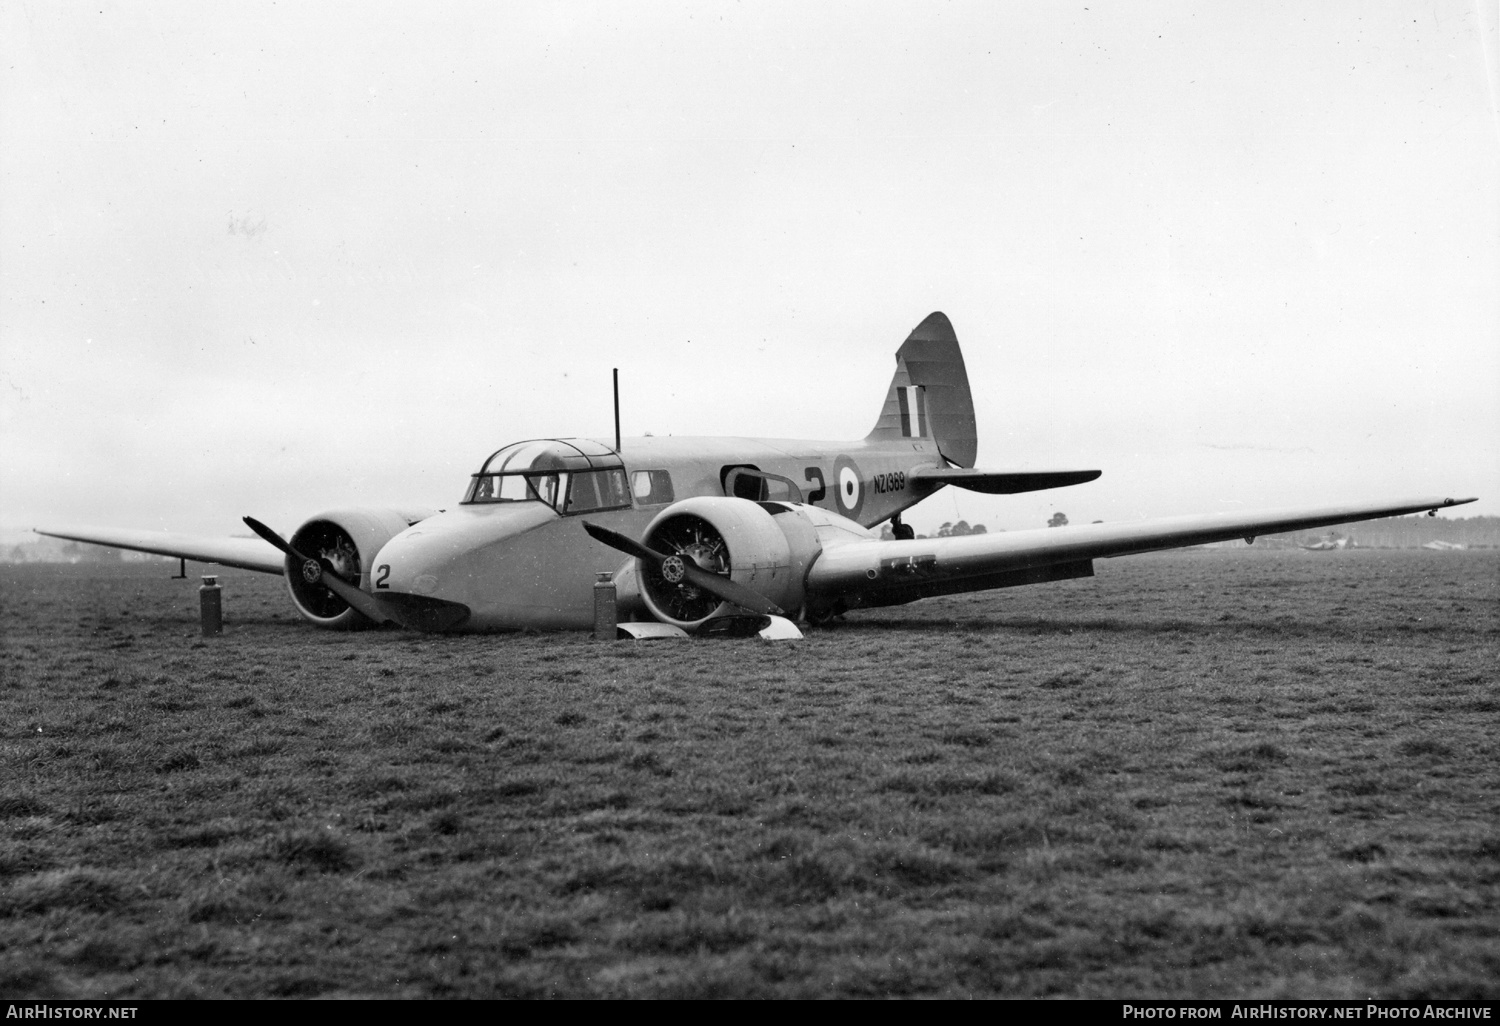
910, 466, 1102, 495
35, 525, 285, 575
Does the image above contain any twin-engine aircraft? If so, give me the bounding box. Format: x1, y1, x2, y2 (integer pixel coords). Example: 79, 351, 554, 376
39, 313, 1474, 637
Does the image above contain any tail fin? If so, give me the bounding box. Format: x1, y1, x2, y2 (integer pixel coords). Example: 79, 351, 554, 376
866, 312, 978, 468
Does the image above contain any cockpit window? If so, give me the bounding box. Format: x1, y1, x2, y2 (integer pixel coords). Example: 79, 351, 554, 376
469, 473, 535, 503
564, 467, 631, 513
463, 438, 630, 515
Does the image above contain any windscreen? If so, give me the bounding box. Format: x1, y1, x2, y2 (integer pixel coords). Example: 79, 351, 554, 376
463, 440, 629, 514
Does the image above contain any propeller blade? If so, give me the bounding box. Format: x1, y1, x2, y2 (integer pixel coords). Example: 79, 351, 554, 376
242, 516, 389, 624
583, 521, 785, 617
677, 561, 784, 616
582, 522, 666, 563
242, 515, 296, 558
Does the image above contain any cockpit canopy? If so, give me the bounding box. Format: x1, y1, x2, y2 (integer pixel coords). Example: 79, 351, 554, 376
463, 439, 630, 515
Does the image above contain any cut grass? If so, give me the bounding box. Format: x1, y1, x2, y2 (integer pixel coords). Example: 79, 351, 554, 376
0, 550, 1496, 998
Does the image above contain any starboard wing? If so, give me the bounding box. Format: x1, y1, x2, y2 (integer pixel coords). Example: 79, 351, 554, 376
807, 495, 1478, 603
35, 525, 286, 574
909, 466, 1102, 494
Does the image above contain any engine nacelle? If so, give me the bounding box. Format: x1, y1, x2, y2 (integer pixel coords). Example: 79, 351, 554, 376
285, 507, 437, 629
638, 497, 823, 630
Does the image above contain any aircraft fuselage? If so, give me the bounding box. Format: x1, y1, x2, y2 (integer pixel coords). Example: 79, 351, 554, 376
370, 434, 943, 631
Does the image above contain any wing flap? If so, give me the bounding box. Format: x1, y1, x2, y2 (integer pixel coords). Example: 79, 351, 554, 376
809, 495, 1477, 598
910, 466, 1102, 494
35, 526, 286, 575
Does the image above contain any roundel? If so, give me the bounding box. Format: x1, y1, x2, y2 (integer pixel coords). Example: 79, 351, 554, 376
833, 456, 864, 519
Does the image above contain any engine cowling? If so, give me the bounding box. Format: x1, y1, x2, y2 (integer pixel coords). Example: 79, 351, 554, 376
637, 497, 822, 630
285, 507, 437, 628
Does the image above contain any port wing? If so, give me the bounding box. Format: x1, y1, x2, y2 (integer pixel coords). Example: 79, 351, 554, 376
35, 525, 285, 574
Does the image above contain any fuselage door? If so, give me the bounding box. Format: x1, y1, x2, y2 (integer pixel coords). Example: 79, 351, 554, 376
722, 466, 804, 503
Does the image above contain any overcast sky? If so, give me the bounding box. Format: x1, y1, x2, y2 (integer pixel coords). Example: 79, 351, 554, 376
3, 0, 1496, 540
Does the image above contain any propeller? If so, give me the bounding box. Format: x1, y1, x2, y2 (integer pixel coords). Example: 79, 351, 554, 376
242, 516, 390, 624
583, 521, 784, 617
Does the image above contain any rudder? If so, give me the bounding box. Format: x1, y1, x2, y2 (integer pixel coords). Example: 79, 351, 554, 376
866, 311, 978, 468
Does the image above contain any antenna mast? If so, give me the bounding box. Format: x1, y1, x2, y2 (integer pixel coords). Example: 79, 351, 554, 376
613, 368, 621, 453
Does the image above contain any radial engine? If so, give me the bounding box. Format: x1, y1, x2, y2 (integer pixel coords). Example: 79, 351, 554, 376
283, 507, 437, 628
634, 496, 828, 630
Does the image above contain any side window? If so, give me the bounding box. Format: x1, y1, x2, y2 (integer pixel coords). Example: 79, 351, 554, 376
599, 468, 631, 508
498, 475, 531, 501
730, 472, 765, 501
564, 469, 632, 514
527, 472, 567, 508
724, 466, 803, 503
631, 470, 675, 505
762, 476, 802, 502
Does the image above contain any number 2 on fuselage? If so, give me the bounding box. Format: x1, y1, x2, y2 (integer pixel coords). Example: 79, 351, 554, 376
804, 467, 827, 505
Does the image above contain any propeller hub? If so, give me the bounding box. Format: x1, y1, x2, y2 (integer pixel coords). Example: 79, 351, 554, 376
661, 554, 687, 584
301, 558, 323, 584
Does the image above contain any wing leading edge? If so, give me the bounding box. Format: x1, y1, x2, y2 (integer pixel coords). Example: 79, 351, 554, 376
808, 495, 1477, 606
35, 526, 285, 575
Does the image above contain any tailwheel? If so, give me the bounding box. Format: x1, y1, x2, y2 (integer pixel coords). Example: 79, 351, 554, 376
803, 599, 848, 627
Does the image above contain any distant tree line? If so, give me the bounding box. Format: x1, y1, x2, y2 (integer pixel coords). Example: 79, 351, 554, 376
879, 520, 991, 540
2, 540, 166, 564
1284, 515, 1500, 549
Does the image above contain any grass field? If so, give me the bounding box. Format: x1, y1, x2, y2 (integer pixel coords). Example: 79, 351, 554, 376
1, 549, 1496, 999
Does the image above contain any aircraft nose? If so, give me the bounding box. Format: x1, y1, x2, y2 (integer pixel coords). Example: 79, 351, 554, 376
370, 503, 557, 631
